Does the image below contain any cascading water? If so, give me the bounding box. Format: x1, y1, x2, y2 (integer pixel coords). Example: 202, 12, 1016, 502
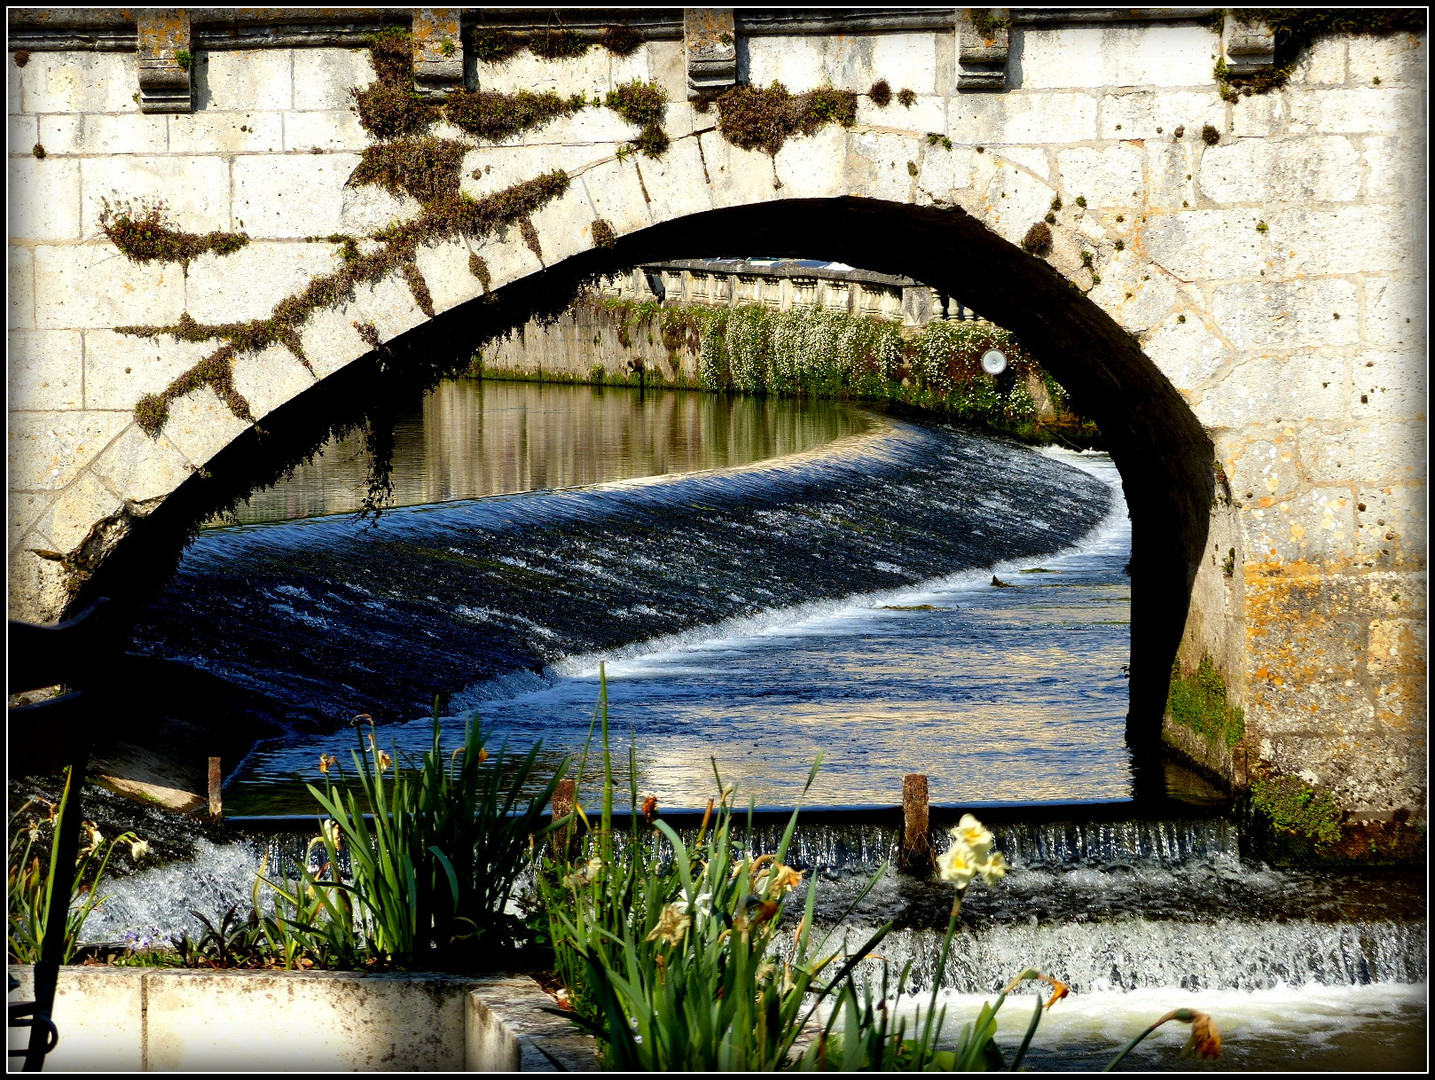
87, 381, 1422, 1071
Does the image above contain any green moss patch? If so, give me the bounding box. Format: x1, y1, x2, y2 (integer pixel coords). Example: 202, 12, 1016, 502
1251, 774, 1343, 846
716, 82, 857, 156
1167, 655, 1245, 749
1215, 9, 1426, 99
99, 198, 249, 272
605, 79, 666, 128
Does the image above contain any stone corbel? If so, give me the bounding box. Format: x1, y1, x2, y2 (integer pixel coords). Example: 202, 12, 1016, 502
1221, 12, 1275, 78
958, 8, 1010, 91
685, 9, 737, 99
137, 9, 192, 113
413, 9, 464, 99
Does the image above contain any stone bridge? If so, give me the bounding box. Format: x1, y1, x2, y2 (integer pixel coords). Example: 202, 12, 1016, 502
6, 8, 1426, 838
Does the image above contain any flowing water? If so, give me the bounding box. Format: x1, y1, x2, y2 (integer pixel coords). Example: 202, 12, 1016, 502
107, 378, 1424, 1070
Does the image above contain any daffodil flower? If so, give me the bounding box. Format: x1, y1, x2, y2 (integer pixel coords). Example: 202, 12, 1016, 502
936, 839, 978, 887
645, 901, 691, 945
950, 813, 995, 858
129, 838, 150, 861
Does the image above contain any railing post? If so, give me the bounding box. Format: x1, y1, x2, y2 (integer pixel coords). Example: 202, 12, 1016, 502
898, 773, 935, 876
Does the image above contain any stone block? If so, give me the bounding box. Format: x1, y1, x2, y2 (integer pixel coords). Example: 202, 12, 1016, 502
297, 305, 374, 380
230, 343, 319, 420
463, 143, 584, 202
346, 273, 431, 347
1210, 278, 1360, 351
291, 47, 376, 111
7, 966, 144, 1072
9, 245, 34, 330
8, 155, 81, 241
609, 40, 659, 89
283, 108, 370, 153
1242, 486, 1356, 563
1288, 87, 1418, 135
914, 144, 975, 209
34, 243, 186, 331
6, 45, 22, 112
1346, 31, 1426, 86
7, 490, 51, 558
953, 91, 1099, 146
37, 113, 83, 155
1142, 140, 1197, 212
1098, 89, 1226, 141
1201, 352, 1350, 427
81, 112, 171, 155
7, 543, 69, 623
477, 48, 612, 99
1351, 349, 1426, 420
81, 329, 213, 411
578, 157, 655, 240
1360, 135, 1419, 200
88, 422, 197, 504
635, 136, 716, 223
159, 385, 253, 470
1304, 421, 1424, 487
691, 130, 775, 213
232, 153, 360, 239
337, 182, 417, 236
1286, 35, 1346, 86
7, 329, 83, 411
1199, 137, 1362, 205
1017, 25, 1214, 90
844, 131, 918, 205
1226, 433, 1306, 507
198, 49, 293, 112
742, 34, 828, 90
7, 410, 130, 492
1363, 277, 1423, 348
1229, 94, 1278, 138
19, 51, 137, 114
1093, 263, 1177, 336
184, 240, 336, 324
969, 154, 1057, 249
1353, 485, 1427, 567
1141, 210, 1270, 281
1053, 144, 1143, 210
79, 155, 233, 235
1143, 312, 1229, 396
411, 240, 486, 319
167, 111, 284, 154
9, 112, 36, 152
471, 227, 544, 296
1270, 205, 1418, 277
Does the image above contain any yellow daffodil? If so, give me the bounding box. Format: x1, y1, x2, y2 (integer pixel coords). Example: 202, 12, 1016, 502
129, 838, 150, 861
936, 839, 978, 887
950, 813, 995, 857
977, 850, 1009, 885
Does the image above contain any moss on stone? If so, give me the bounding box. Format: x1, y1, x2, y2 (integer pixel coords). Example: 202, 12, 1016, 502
528, 27, 589, 60
1251, 774, 1343, 846
1215, 9, 1426, 98
471, 27, 522, 64
349, 137, 469, 205
599, 25, 645, 56
591, 219, 616, 249
1167, 655, 1245, 748
897, 88, 916, 107
1022, 221, 1052, 256
716, 82, 857, 156
99, 198, 249, 272
444, 88, 586, 143
605, 79, 666, 128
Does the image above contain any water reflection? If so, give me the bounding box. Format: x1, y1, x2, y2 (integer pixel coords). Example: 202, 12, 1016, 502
217, 380, 871, 525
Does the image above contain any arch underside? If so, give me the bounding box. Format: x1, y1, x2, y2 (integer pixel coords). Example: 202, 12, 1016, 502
83, 197, 1213, 796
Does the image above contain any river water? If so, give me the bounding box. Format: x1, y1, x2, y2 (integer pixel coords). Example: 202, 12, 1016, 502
109, 378, 1424, 1070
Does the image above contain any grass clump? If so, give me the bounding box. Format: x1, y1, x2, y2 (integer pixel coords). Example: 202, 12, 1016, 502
348, 137, 469, 205
868, 78, 892, 106
1022, 221, 1052, 256
1251, 774, 1343, 847
471, 27, 522, 64
599, 25, 645, 56
606, 79, 667, 128
897, 87, 917, 107
529, 27, 590, 60
716, 82, 857, 155
591, 218, 616, 249
1166, 656, 1245, 748
99, 198, 250, 272
445, 88, 586, 142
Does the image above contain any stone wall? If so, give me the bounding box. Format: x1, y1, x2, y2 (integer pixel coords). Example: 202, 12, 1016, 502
5, 11, 1426, 833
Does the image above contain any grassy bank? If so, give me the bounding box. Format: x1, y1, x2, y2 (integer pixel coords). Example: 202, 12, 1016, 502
472, 298, 1105, 450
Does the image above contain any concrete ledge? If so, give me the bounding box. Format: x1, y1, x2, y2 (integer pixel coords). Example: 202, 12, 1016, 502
7, 965, 598, 1072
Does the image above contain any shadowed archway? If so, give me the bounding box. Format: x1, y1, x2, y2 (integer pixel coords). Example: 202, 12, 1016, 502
81, 197, 1213, 798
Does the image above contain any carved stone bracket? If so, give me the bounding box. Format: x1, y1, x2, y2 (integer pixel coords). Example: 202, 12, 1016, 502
685, 9, 736, 99
957, 8, 1010, 91
413, 9, 463, 99
137, 9, 192, 113
1221, 12, 1275, 78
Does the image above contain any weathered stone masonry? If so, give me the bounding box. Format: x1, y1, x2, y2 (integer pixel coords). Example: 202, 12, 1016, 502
6, 9, 1426, 834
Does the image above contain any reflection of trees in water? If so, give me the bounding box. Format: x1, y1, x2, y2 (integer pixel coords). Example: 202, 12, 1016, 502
219, 381, 866, 526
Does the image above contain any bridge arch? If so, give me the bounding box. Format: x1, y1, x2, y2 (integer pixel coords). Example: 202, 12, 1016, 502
9, 10, 1423, 838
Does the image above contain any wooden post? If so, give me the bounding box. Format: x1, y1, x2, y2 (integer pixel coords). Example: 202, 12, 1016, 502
208, 756, 223, 820
898, 773, 934, 875
551, 778, 577, 861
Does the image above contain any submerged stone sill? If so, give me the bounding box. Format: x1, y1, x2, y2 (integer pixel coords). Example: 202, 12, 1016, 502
6, 965, 598, 1072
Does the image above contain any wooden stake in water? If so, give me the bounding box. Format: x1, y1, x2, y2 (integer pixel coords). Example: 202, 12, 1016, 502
208, 756, 223, 820
899, 773, 934, 875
